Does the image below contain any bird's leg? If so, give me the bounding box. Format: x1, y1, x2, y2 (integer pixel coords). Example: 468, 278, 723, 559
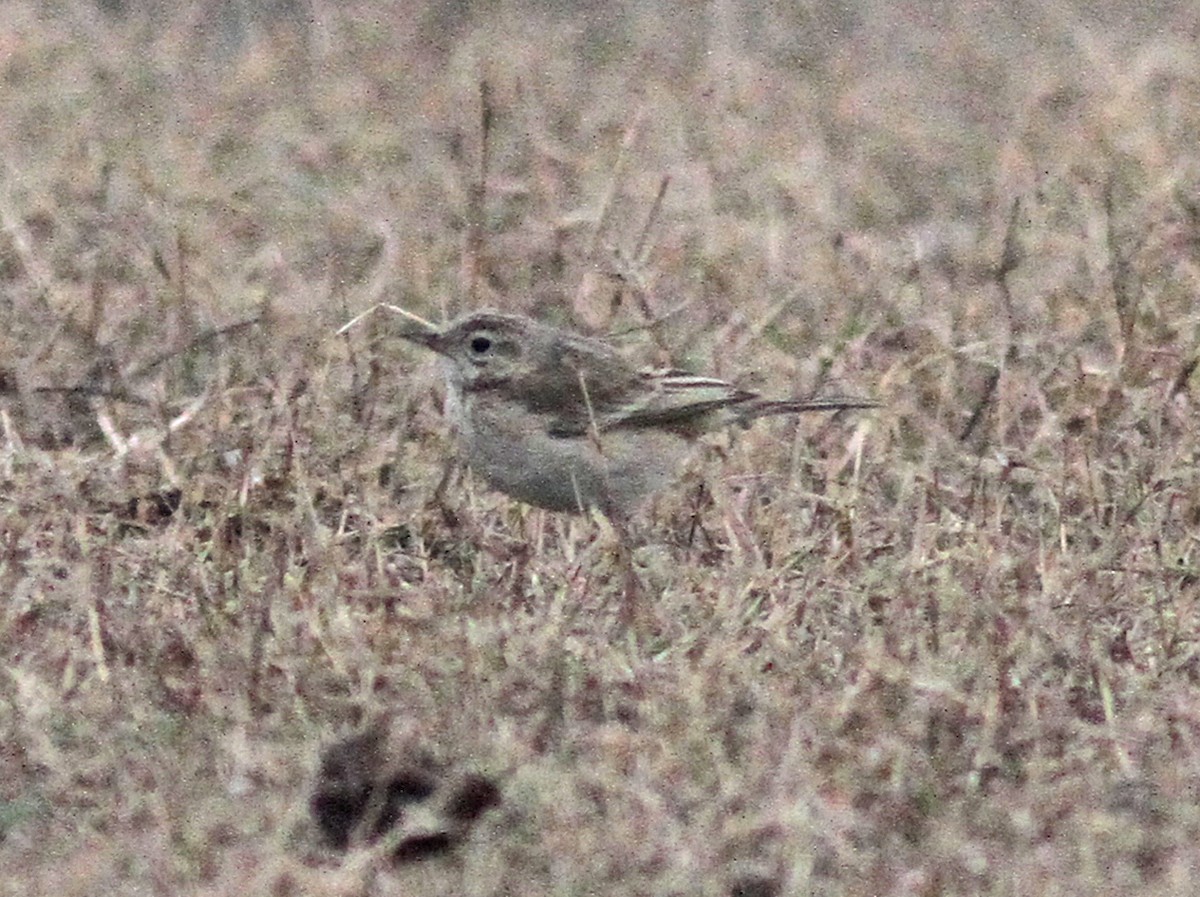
430, 455, 462, 529
599, 505, 656, 634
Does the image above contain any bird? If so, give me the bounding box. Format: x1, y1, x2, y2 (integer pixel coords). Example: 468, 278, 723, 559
393, 309, 878, 520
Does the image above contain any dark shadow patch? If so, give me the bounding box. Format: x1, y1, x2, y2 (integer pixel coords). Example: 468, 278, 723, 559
310, 720, 501, 864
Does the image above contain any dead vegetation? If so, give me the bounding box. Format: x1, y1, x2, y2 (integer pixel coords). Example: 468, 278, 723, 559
2, 1, 1200, 895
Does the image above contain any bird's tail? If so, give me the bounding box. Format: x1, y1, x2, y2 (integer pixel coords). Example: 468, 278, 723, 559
737, 396, 881, 421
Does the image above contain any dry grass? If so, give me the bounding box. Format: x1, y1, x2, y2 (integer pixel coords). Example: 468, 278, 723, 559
3, 1, 1200, 894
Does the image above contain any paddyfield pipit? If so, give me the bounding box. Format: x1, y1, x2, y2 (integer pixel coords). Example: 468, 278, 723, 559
393, 310, 878, 520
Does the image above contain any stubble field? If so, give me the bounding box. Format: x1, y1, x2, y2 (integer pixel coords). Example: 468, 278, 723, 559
2, 2, 1200, 895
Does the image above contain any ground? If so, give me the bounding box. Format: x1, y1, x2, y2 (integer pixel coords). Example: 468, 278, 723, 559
2, 2, 1200, 895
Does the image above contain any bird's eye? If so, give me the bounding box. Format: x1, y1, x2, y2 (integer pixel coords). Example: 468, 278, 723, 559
470, 335, 492, 354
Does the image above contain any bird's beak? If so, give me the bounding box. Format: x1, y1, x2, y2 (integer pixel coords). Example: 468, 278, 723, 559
396, 321, 446, 354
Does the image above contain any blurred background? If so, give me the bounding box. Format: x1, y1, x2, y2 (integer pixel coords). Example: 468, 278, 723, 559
4, 0, 1196, 443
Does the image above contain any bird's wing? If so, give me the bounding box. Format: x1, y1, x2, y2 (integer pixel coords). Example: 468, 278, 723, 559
547, 368, 756, 437
518, 334, 646, 435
